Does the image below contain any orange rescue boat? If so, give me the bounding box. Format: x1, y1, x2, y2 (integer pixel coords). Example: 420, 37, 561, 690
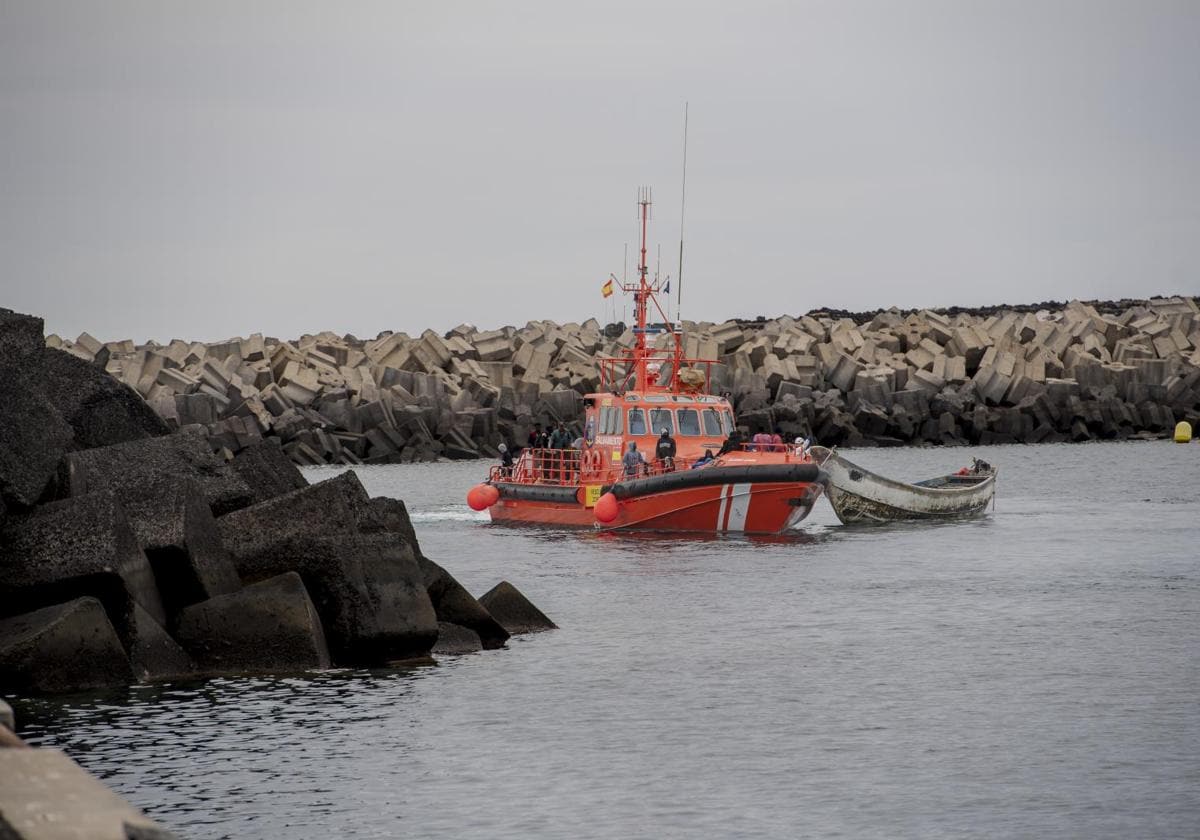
467, 190, 828, 533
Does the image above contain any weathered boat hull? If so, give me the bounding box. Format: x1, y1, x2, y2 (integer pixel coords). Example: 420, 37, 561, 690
811, 446, 995, 525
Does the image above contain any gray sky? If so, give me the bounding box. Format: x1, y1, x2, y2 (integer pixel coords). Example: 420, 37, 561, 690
2, 1, 1198, 343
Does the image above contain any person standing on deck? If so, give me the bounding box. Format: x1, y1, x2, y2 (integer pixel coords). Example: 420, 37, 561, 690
655, 428, 677, 471
622, 441, 646, 478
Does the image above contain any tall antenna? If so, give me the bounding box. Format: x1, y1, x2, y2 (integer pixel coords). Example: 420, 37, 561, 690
677, 101, 689, 314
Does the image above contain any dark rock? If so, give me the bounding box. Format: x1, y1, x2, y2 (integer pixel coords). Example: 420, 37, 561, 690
0, 597, 133, 693
418, 556, 510, 650
0, 374, 75, 509
478, 581, 556, 634
361, 497, 510, 650
234, 534, 437, 664
0, 492, 167, 651
363, 496, 423, 555
229, 441, 309, 504
216, 470, 371, 559
128, 602, 194, 681
38, 347, 169, 448
432, 622, 483, 655
0, 308, 46, 365
176, 572, 330, 673
120, 478, 242, 621
63, 431, 254, 516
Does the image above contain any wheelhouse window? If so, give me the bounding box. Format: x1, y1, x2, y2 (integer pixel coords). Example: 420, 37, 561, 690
607, 406, 624, 435
722, 411, 735, 435
676, 408, 701, 436
628, 408, 646, 436
649, 408, 673, 436
701, 408, 724, 436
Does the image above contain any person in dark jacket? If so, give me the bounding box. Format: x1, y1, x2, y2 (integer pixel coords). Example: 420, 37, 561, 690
655, 428, 677, 471
718, 429, 744, 456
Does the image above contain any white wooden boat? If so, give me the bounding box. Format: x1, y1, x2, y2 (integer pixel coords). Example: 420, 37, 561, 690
809, 446, 996, 524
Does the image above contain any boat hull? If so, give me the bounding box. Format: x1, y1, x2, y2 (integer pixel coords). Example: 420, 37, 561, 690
488, 468, 826, 534
812, 447, 996, 525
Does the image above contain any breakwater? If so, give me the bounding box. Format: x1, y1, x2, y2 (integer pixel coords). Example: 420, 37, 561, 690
1, 307, 554, 700
48, 296, 1200, 463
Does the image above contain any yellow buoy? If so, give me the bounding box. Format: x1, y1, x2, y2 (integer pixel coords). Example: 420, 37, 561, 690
1175, 421, 1193, 443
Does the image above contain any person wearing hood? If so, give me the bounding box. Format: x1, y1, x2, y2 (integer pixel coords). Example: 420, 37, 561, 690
498, 442, 514, 476
655, 428, 677, 471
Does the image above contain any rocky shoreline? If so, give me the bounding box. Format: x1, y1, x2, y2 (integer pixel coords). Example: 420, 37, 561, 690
1, 307, 555, 699
43, 295, 1200, 462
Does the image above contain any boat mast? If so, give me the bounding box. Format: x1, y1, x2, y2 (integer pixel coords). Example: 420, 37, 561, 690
633, 187, 651, 391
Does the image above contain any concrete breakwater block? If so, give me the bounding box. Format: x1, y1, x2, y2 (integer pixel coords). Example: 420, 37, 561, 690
37, 347, 170, 449
121, 478, 243, 619
127, 602, 195, 681
176, 572, 331, 672
362, 497, 510, 650
478, 581, 557, 635
0, 307, 46, 363
0, 492, 168, 643
0, 374, 75, 509
0, 598, 133, 694
0, 748, 178, 839
418, 555, 510, 651
432, 621, 483, 655
216, 470, 371, 559
234, 534, 437, 664
229, 440, 309, 505
63, 431, 255, 516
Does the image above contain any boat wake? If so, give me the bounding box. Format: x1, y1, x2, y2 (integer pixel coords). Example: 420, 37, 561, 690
410, 507, 490, 524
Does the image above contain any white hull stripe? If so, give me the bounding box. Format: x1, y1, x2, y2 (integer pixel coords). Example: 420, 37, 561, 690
717, 483, 753, 532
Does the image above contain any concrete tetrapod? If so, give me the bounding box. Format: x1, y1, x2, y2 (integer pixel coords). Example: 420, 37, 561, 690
176, 572, 331, 673
0, 598, 133, 694
0, 374, 75, 510
120, 477, 243, 622
363, 497, 511, 650
233, 534, 438, 664
62, 429, 255, 516
478, 581, 557, 635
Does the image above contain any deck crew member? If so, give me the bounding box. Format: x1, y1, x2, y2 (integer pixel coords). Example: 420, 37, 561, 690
655, 428, 677, 471
498, 443, 514, 476
622, 441, 646, 478
691, 449, 715, 469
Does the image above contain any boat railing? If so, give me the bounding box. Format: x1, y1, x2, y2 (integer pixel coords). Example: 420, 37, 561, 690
723, 443, 815, 461
488, 443, 814, 486
490, 448, 589, 487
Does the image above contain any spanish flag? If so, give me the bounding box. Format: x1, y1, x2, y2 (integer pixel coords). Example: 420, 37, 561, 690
601, 277, 614, 298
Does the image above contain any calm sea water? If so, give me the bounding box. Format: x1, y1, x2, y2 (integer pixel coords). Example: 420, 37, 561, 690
9, 442, 1200, 839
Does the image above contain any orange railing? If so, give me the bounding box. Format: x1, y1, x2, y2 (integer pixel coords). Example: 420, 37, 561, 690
488, 442, 814, 486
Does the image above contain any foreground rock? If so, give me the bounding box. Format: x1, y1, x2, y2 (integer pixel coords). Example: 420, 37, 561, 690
121, 478, 243, 620
479, 581, 558, 634
176, 572, 330, 672
0, 598, 133, 693
234, 534, 437, 664
63, 431, 255, 516
0, 492, 167, 645
0, 307, 555, 694
364, 497, 510, 649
